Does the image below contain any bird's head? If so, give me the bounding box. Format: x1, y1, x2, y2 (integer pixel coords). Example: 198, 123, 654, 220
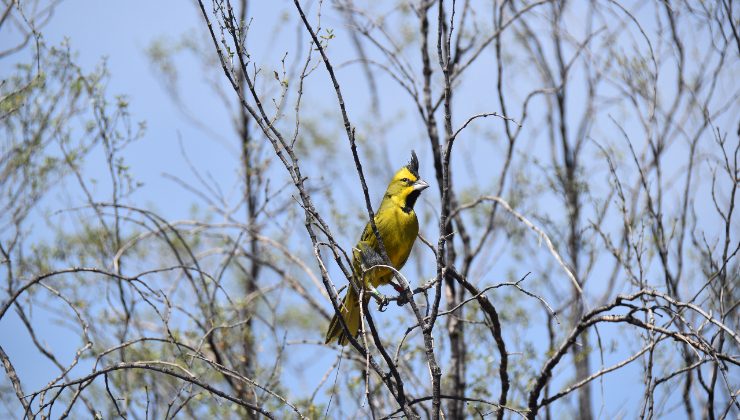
384, 150, 429, 213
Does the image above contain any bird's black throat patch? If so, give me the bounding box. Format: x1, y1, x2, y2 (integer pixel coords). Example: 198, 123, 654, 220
403, 189, 422, 213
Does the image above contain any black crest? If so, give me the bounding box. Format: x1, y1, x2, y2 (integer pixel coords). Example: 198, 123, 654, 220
405, 150, 419, 178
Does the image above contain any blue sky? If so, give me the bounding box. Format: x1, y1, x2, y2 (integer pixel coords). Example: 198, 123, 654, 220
1, 1, 737, 418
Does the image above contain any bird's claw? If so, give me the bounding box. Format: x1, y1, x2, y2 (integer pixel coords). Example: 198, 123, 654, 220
378, 297, 390, 312
368, 286, 390, 311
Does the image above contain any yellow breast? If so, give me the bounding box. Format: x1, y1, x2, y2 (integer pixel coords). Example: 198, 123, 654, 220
354, 198, 420, 290
377, 206, 419, 268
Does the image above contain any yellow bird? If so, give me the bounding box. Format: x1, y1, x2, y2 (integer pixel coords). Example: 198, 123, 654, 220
325, 151, 429, 345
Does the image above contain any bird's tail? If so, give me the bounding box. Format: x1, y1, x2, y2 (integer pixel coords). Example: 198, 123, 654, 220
325, 285, 361, 346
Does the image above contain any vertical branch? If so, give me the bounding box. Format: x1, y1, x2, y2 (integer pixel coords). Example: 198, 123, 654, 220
233, 0, 260, 416
0, 345, 29, 414
434, 2, 467, 418
705, 128, 739, 419
550, 2, 591, 417
417, 2, 446, 416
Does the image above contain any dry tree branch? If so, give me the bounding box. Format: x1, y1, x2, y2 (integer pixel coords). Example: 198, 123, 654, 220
526, 289, 739, 418
27, 362, 275, 419
450, 112, 520, 142
446, 268, 510, 417
0, 345, 28, 413
452, 195, 583, 295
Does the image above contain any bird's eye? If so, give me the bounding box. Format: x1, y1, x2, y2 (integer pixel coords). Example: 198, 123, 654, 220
400, 177, 409, 183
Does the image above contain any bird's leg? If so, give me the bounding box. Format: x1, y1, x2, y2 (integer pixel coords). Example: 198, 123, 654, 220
388, 280, 411, 306
389, 280, 404, 293
366, 284, 391, 311
356, 243, 392, 310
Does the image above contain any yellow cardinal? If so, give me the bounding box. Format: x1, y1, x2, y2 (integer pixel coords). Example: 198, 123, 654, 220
325, 151, 429, 345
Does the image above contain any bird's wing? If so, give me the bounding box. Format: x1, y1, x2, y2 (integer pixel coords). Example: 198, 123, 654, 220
358, 216, 381, 249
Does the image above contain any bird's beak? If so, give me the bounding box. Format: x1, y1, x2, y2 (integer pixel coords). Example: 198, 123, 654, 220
412, 179, 429, 191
